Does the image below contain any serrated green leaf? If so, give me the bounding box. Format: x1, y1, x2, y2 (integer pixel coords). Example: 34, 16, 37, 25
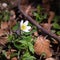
19, 40, 27, 45
28, 42, 34, 54
14, 41, 27, 50
8, 35, 14, 42
22, 52, 36, 60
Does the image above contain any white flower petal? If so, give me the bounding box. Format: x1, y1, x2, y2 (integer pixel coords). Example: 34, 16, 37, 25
23, 26, 31, 32
23, 30, 29, 32
27, 26, 31, 30
24, 20, 28, 25
20, 20, 23, 26
20, 20, 31, 32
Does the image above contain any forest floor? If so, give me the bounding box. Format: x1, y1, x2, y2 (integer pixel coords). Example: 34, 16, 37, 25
0, 0, 60, 60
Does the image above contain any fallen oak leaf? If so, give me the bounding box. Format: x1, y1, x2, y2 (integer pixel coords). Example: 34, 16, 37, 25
34, 35, 52, 58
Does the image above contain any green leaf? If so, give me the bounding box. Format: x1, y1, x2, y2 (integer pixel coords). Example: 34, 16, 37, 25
8, 35, 14, 42
14, 40, 27, 50
2, 50, 7, 57
21, 36, 32, 42
52, 23, 60, 29
19, 40, 27, 45
57, 31, 60, 36
12, 23, 19, 31
22, 32, 31, 36
10, 53, 18, 58
0, 14, 3, 20
22, 52, 36, 60
3, 14, 10, 21
3, 11, 10, 21
43, 13, 47, 19
28, 42, 34, 54
53, 16, 60, 23
14, 42, 22, 50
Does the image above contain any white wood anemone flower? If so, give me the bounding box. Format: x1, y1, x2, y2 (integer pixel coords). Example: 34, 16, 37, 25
20, 20, 31, 32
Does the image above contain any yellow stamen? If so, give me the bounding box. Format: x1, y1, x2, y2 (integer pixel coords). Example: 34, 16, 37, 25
21, 24, 27, 31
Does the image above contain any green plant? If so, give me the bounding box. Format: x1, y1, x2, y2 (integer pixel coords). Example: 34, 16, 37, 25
7, 20, 36, 60
33, 5, 47, 23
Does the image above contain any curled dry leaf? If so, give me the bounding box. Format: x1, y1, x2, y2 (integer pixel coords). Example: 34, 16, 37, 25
41, 23, 52, 32
34, 31, 39, 37
52, 39, 58, 44
34, 35, 52, 58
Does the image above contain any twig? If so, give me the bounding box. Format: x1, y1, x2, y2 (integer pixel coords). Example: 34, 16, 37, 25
17, 0, 60, 42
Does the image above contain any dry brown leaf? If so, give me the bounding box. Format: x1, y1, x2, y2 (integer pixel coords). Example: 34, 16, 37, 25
0, 37, 8, 45
34, 35, 52, 58
1, 22, 8, 29
34, 31, 39, 37
25, 5, 31, 14
52, 39, 58, 44
6, 50, 11, 59
10, 10, 16, 20
0, 29, 5, 36
5, 50, 17, 60
0, 29, 9, 37
8, 20, 16, 28
41, 23, 52, 32
0, 29, 6, 36
21, 4, 34, 16
11, 49, 17, 52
